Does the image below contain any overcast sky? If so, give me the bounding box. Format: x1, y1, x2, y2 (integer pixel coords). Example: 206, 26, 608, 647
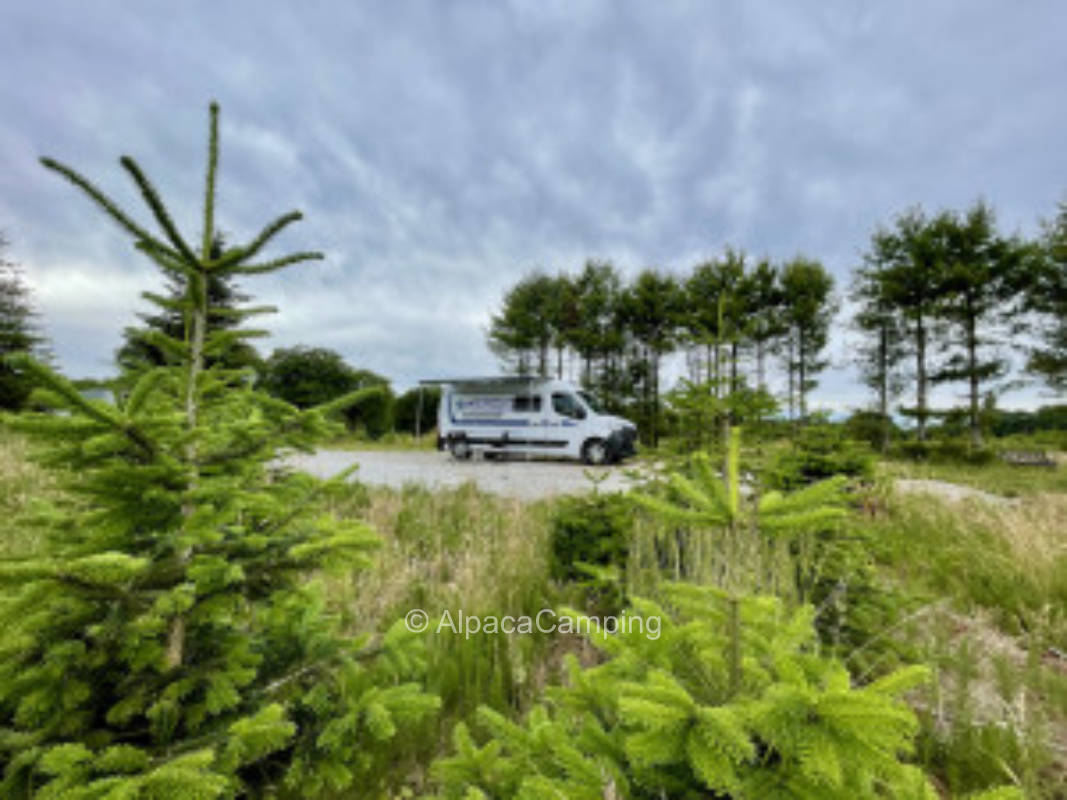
2, 1, 1064, 411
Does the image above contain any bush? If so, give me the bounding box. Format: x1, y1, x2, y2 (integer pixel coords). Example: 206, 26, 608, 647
430, 584, 941, 799
891, 439, 997, 465
342, 383, 394, 438
549, 493, 632, 615
549, 493, 632, 582
393, 386, 440, 435
843, 410, 899, 450
765, 425, 875, 490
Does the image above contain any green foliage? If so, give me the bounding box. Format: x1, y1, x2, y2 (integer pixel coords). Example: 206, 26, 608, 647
1024, 199, 1067, 392
487, 271, 570, 377
394, 386, 440, 436
258, 346, 394, 437
890, 439, 997, 466
116, 232, 260, 376
0, 104, 437, 798
765, 426, 875, 491
843, 410, 901, 451
666, 378, 778, 452
429, 584, 937, 799
342, 382, 395, 439
779, 257, 836, 420
0, 234, 49, 411
550, 493, 632, 583
928, 202, 1028, 446
549, 492, 632, 615
259, 345, 386, 408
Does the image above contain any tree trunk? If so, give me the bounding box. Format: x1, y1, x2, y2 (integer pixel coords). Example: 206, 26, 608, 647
967, 310, 981, 448
651, 350, 660, 449
167, 268, 207, 671
787, 331, 796, 421
798, 328, 807, 421
730, 341, 739, 395
756, 337, 766, 392
879, 324, 890, 453
916, 314, 927, 442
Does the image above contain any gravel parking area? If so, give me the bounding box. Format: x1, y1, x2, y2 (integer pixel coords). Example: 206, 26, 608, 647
284, 451, 1020, 506
281, 449, 642, 501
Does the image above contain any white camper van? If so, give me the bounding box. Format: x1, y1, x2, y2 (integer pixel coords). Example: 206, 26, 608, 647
424, 377, 637, 465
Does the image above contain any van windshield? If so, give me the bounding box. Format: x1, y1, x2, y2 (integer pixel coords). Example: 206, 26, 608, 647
577, 391, 602, 414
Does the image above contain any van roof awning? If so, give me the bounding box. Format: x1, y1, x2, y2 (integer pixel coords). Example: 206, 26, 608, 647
419, 376, 545, 387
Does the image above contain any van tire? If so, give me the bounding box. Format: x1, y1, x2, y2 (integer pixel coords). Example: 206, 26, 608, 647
449, 437, 472, 460
582, 438, 609, 466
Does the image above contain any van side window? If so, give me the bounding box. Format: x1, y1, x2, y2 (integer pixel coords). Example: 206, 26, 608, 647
551, 392, 586, 420
512, 395, 542, 412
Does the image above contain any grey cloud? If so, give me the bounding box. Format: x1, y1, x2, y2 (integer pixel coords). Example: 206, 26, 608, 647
1, 0, 1064, 406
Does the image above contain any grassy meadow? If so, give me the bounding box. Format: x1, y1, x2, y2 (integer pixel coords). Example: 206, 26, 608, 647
2, 422, 1065, 797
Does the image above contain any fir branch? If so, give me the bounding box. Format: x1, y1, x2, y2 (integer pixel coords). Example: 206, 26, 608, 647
119, 156, 199, 265
140, 291, 186, 314
3, 353, 158, 458
135, 239, 196, 277
207, 304, 279, 320
231, 251, 324, 275
237, 211, 303, 263
312, 385, 387, 418
39, 157, 164, 248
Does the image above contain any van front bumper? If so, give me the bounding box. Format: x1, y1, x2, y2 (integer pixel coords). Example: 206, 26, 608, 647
607, 427, 638, 460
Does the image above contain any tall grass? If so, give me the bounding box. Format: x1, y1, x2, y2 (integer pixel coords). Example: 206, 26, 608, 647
861, 488, 1067, 796
319, 481, 565, 727
868, 490, 1067, 639
0, 425, 54, 557
881, 457, 1067, 497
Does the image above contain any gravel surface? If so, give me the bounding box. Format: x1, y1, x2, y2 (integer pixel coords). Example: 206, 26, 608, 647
281, 449, 643, 500
894, 478, 1018, 506
283, 450, 1021, 506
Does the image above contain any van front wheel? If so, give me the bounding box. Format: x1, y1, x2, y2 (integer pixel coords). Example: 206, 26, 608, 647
582, 438, 609, 466
449, 438, 472, 460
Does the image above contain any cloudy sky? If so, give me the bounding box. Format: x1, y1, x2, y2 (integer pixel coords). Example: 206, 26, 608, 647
2, 1, 1064, 411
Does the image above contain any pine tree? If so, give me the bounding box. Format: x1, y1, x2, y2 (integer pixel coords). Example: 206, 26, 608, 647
430, 586, 938, 799
617, 270, 683, 448
779, 258, 835, 422
852, 243, 908, 452
1026, 199, 1067, 391
116, 232, 260, 375
0, 233, 49, 411
0, 103, 437, 798
930, 203, 1026, 447
873, 209, 948, 442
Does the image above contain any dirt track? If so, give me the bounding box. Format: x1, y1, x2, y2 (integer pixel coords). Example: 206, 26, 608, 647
281, 449, 641, 501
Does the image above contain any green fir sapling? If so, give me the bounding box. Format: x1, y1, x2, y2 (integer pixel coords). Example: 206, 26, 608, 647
0, 103, 437, 798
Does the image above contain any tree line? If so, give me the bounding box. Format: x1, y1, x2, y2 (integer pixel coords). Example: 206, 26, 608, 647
3, 197, 1065, 447
488, 253, 835, 446
487, 199, 1067, 448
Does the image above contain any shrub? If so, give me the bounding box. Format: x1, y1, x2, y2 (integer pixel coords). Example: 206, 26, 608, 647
341, 382, 394, 438
890, 439, 997, 465
393, 385, 440, 436
550, 492, 632, 615
550, 493, 632, 582
765, 425, 875, 490
843, 409, 899, 450
429, 584, 940, 799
